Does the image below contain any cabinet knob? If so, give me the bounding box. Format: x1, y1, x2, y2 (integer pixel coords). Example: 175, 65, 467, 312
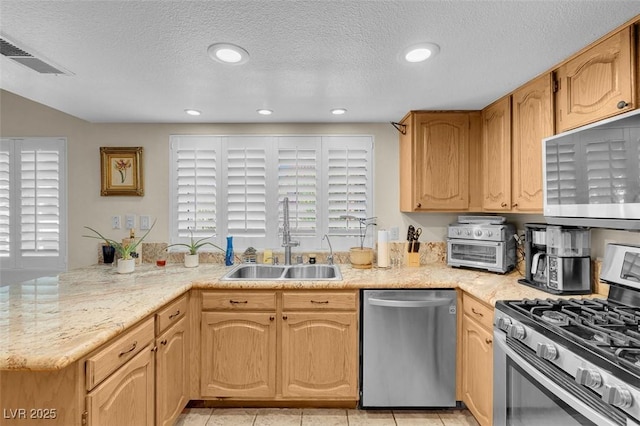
617, 101, 629, 109
282, 315, 288, 320
512, 203, 518, 208
160, 339, 168, 346
501, 202, 508, 208
416, 203, 422, 208
485, 338, 493, 344
269, 316, 275, 321
151, 346, 158, 353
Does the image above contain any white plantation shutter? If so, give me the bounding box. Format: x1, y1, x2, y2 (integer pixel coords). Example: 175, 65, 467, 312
170, 136, 220, 241
278, 137, 320, 236
324, 137, 373, 246
169, 135, 373, 250
0, 138, 66, 275
226, 138, 269, 237
0, 141, 10, 259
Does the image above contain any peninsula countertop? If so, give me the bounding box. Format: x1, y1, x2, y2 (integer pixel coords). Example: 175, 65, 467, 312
0, 262, 594, 371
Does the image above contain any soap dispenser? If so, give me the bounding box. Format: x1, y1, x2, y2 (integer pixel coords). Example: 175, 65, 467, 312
225, 236, 234, 266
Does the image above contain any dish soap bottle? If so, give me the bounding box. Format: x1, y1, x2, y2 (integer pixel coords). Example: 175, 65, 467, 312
225, 236, 234, 266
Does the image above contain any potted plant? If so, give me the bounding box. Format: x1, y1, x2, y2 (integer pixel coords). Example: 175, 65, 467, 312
83, 220, 156, 273
347, 216, 377, 269
166, 229, 225, 268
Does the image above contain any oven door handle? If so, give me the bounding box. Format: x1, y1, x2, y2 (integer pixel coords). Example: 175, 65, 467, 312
494, 333, 621, 426
448, 239, 502, 247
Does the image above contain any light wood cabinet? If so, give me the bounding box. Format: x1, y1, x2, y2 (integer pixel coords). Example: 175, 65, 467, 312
156, 315, 189, 426
200, 311, 277, 398
511, 74, 554, 212
461, 293, 494, 426
555, 26, 635, 133
198, 290, 358, 402
399, 111, 481, 211
481, 96, 512, 211
281, 292, 358, 398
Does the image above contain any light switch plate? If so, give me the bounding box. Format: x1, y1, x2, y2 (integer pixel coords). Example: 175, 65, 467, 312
389, 226, 400, 241
140, 215, 150, 230
125, 214, 136, 230
112, 215, 121, 229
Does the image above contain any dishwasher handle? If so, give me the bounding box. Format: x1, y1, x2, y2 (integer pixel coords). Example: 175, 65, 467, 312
367, 297, 451, 308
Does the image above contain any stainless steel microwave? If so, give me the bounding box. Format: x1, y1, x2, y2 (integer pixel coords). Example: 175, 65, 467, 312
543, 109, 640, 230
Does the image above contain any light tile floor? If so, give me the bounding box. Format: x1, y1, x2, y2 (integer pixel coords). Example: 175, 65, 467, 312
175, 408, 480, 426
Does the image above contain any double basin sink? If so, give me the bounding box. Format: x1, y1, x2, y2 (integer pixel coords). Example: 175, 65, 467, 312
221, 263, 342, 281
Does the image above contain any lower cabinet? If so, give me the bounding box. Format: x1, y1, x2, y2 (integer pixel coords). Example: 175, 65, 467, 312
461, 293, 494, 426
199, 290, 359, 402
86, 346, 155, 426
155, 315, 189, 426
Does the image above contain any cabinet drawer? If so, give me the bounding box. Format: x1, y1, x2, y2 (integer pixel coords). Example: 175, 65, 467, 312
463, 294, 494, 330
86, 316, 155, 391
202, 291, 276, 311
156, 294, 188, 334
282, 291, 357, 311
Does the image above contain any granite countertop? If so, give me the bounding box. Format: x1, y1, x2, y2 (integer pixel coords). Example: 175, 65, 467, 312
0, 262, 597, 371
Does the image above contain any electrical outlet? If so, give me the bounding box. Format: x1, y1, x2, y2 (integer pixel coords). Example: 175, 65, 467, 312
389, 226, 400, 241
112, 215, 121, 229
140, 215, 150, 230
125, 214, 136, 230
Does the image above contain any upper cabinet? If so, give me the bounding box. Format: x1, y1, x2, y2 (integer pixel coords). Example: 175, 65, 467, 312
399, 111, 481, 212
481, 96, 512, 211
555, 26, 635, 133
511, 74, 554, 212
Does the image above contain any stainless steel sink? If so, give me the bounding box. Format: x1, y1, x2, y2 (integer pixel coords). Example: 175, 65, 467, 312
221, 263, 342, 281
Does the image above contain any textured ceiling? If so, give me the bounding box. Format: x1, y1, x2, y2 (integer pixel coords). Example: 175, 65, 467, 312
1, 1, 640, 123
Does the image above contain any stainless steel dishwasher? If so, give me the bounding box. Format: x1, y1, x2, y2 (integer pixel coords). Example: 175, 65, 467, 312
361, 289, 457, 408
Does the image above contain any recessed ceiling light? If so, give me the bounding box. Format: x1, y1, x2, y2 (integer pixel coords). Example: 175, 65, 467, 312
184, 109, 201, 116
257, 109, 273, 115
207, 43, 250, 64
331, 108, 347, 115
403, 43, 440, 63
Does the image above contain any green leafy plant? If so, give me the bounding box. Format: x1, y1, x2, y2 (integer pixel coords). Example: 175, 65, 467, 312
83, 219, 156, 260
166, 229, 225, 255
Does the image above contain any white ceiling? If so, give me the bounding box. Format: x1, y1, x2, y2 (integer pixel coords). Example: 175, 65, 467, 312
1, 1, 640, 124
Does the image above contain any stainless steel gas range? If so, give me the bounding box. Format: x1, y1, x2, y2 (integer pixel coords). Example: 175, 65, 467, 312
493, 243, 640, 426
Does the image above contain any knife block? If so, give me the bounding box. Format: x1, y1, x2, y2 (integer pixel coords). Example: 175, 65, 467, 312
407, 252, 420, 267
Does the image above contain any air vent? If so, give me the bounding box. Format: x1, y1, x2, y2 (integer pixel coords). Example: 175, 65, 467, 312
0, 36, 72, 75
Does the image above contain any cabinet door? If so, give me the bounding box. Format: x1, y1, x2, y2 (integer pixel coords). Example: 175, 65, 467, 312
482, 96, 511, 211
281, 312, 358, 398
413, 113, 470, 210
86, 345, 154, 426
511, 74, 554, 212
462, 314, 493, 426
201, 312, 276, 398
156, 316, 188, 426
555, 26, 634, 133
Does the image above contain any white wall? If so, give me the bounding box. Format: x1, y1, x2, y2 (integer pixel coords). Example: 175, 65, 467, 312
1, 90, 637, 270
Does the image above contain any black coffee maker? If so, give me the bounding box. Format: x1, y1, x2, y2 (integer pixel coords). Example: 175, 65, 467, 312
519, 223, 592, 295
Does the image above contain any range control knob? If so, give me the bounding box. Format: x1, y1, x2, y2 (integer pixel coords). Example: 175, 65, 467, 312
455, 229, 461, 235
507, 324, 526, 340
486, 231, 493, 237
465, 229, 472, 236
474, 229, 483, 237
575, 367, 602, 389
602, 385, 633, 409
535, 343, 558, 361
496, 317, 512, 331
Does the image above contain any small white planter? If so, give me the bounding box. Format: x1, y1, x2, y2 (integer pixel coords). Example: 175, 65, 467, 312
117, 258, 135, 274
184, 253, 199, 268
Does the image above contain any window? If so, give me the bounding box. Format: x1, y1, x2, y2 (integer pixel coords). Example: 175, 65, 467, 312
0, 138, 67, 281
169, 135, 373, 251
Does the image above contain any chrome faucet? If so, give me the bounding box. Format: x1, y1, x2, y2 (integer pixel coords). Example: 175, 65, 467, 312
323, 234, 334, 265
282, 197, 299, 265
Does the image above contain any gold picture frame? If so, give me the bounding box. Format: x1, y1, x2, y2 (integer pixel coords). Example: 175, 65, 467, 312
100, 147, 144, 196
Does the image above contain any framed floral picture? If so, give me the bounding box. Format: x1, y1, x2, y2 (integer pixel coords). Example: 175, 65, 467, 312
100, 147, 144, 196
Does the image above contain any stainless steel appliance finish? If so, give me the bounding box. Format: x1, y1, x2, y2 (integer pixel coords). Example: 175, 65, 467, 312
361, 289, 457, 408
519, 223, 592, 295
543, 108, 640, 230
447, 216, 516, 273
493, 243, 640, 426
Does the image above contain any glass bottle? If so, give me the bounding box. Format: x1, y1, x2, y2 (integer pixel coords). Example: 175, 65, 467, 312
225, 236, 234, 266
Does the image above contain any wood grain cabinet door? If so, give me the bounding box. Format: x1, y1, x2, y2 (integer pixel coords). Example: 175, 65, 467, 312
555, 26, 634, 133
511, 74, 554, 212
482, 96, 512, 211
281, 312, 358, 398
413, 113, 470, 211
200, 312, 276, 398
462, 314, 493, 426
156, 316, 188, 426
86, 346, 155, 426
